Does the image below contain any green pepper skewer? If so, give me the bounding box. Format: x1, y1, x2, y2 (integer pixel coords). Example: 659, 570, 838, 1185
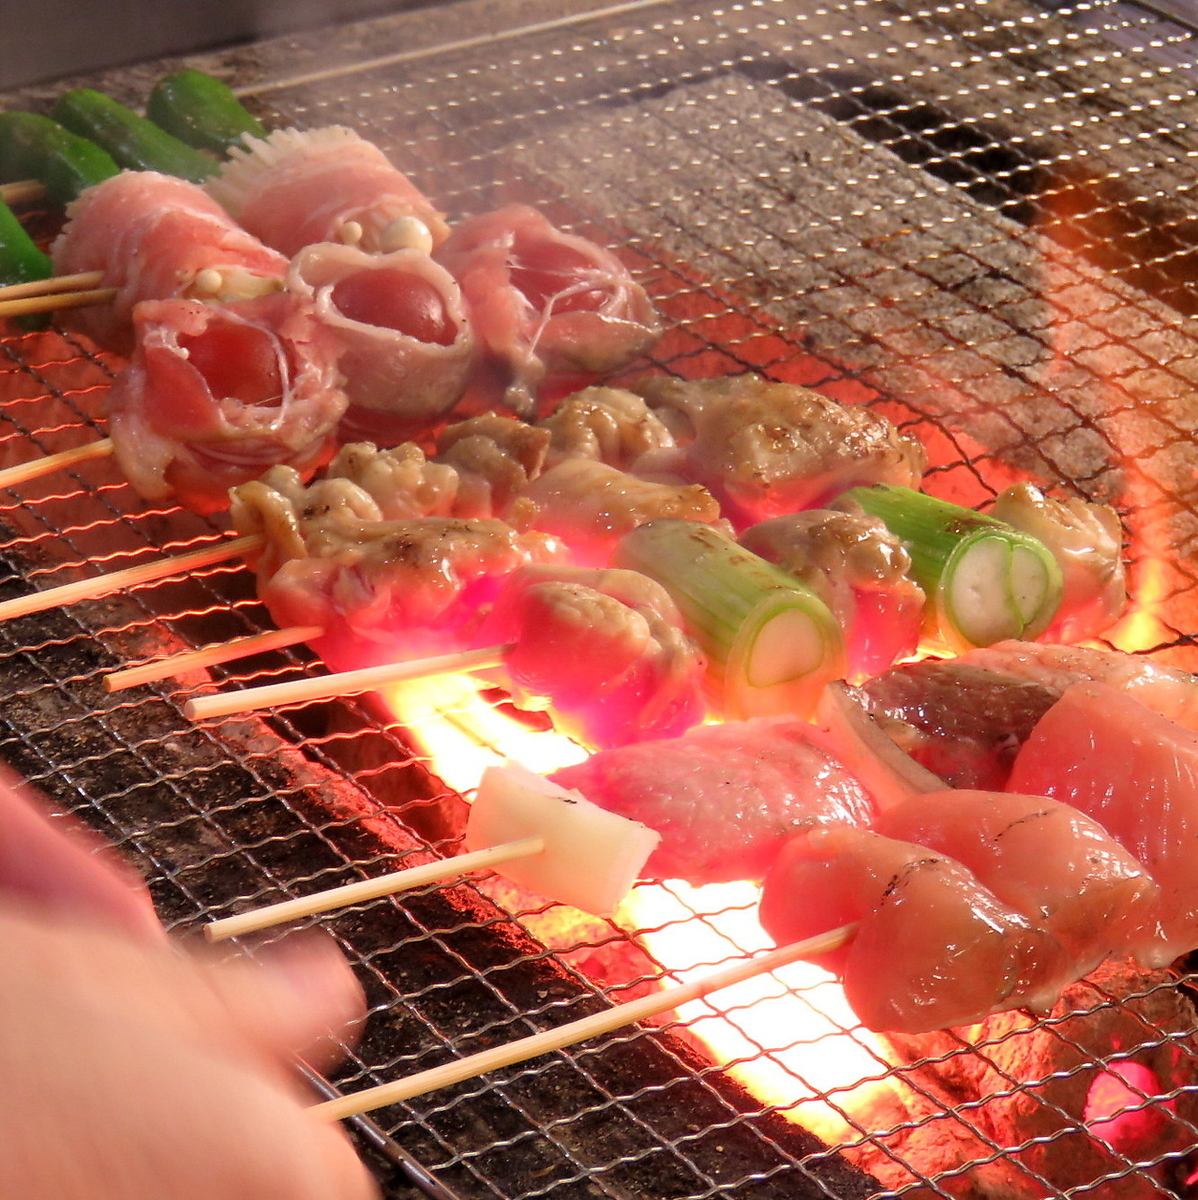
147, 70, 266, 155
0, 113, 118, 206
0, 199, 52, 328
843, 484, 1063, 649
52, 89, 216, 183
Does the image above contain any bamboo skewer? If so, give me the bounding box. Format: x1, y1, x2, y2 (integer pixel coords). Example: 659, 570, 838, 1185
0, 285, 116, 319
183, 642, 512, 721
205, 836, 547, 943
314, 923, 858, 1119
0, 270, 104, 302
0, 437, 115, 491
0, 179, 47, 206
0, 533, 264, 623
105, 624, 323, 692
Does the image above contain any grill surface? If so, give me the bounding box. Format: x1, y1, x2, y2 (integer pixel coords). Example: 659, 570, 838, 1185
3, 1, 1198, 1197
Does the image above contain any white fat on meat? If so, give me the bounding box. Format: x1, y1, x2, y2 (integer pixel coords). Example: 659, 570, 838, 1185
466, 764, 660, 915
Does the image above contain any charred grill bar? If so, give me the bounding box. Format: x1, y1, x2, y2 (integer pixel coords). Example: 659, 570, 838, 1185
3, 1, 1198, 1197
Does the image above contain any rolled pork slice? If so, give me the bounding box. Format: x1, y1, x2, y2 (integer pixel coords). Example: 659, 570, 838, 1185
632, 375, 927, 526
436, 204, 660, 414
759, 826, 1068, 1032
550, 718, 875, 884
208, 126, 449, 256
878, 790, 1160, 985
51, 170, 287, 354
1009, 681, 1198, 968
287, 242, 474, 442
484, 564, 706, 748
107, 294, 346, 514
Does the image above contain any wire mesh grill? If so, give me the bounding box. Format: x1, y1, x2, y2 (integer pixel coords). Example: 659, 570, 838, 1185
3, 1, 1198, 1196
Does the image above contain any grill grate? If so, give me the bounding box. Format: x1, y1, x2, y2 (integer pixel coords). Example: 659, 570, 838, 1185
4, 1, 1198, 1197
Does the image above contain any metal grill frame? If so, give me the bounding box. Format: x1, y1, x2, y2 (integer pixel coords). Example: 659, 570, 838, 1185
4, 2, 1198, 1197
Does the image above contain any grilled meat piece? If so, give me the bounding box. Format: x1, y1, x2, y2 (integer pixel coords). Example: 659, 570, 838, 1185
540, 386, 676, 469
435, 414, 551, 518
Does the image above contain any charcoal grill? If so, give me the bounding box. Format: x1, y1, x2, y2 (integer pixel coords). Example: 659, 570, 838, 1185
3, 1, 1198, 1196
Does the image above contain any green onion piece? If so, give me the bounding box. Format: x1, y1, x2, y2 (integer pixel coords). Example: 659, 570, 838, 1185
52, 89, 216, 183
843, 485, 1063, 649
147, 70, 266, 155
614, 519, 846, 719
0, 112, 118, 205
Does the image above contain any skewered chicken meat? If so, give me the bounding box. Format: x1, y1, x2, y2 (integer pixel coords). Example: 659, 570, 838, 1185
287, 242, 473, 441
435, 414, 550, 518
107, 294, 347, 513
632, 375, 926, 525
52, 170, 287, 353
435, 205, 660, 413
208, 126, 449, 256
991, 482, 1127, 642
483, 564, 706, 747
550, 719, 875, 883
739, 507, 925, 678
540, 386, 676, 469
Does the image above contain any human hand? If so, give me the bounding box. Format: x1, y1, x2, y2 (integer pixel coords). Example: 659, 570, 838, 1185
0, 910, 378, 1200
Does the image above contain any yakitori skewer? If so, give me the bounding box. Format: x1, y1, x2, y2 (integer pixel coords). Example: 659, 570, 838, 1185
0, 437, 114, 491
0, 179, 46, 206
0, 269, 104, 301
0, 285, 116, 320
0, 533, 262, 623
314, 923, 857, 1119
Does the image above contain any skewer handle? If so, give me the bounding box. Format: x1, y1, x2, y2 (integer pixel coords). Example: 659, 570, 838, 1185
314, 923, 859, 1119
184, 643, 511, 721
0, 533, 264, 623
205, 836, 546, 943
0, 270, 105, 302
105, 624, 323, 692
0, 286, 116, 318
0, 179, 46, 205
0, 436, 114, 491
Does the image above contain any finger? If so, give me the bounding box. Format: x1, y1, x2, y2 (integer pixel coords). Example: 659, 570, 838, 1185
0, 767, 161, 941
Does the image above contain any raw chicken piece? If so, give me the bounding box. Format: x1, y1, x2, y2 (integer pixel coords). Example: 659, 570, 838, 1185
436, 414, 550, 518
325, 442, 461, 520
740, 508, 925, 679
540, 386, 676, 468
879, 790, 1160, 984
52, 170, 287, 353
518, 459, 723, 566
991, 482, 1127, 642
859, 658, 1062, 789
209, 126, 448, 256
759, 826, 1066, 1032
287, 242, 474, 442
633, 375, 926, 525
107, 294, 346, 513
1009, 682, 1198, 967
436, 205, 660, 413
550, 719, 874, 883
485, 564, 705, 748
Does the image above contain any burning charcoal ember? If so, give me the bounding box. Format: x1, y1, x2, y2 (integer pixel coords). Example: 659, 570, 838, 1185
286, 242, 474, 442
483, 564, 706, 748
549, 718, 875, 884
881, 960, 1198, 1200
465, 764, 660, 914
631, 375, 927, 526
758, 826, 1066, 1033
878, 790, 1160, 987
435, 204, 660, 413
208, 125, 449, 256
740, 507, 926, 679
519, 459, 724, 566
991, 482, 1128, 643
51, 171, 287, 354
1010, 682, 1198, 968
539, 385, 677, 468
435, 413, 551, 518
107, 293, 348, 514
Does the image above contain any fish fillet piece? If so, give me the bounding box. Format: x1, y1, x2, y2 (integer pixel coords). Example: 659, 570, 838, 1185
436, 205, 660, 413
1009, 682, 1198, 967
52, 170, 286, 354
879, 790, 1159, 984
551, 719, 874, 883
209, 126, 448, 255
287, 242, 474, 442
107, 294, 346, 513
759, 826, 1065, 1032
